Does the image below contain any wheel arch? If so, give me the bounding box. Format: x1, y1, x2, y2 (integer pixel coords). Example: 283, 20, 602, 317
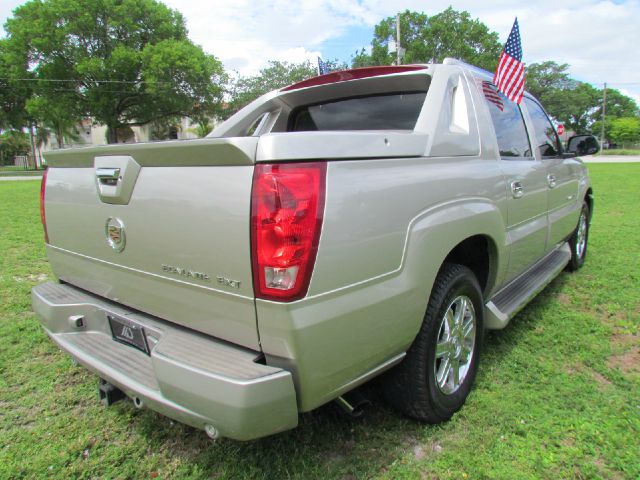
441, 234, 499, 297
585, 187, 594, 221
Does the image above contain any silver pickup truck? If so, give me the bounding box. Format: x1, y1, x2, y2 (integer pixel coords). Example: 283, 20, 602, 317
33, 59, 595, 441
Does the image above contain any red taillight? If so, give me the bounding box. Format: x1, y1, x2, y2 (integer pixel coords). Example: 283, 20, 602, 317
251, 162, 326, 301
40, 168, 49, 243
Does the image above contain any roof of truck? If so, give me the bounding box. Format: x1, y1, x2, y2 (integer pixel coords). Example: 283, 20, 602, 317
280, 58, 501, 93
281, 65, 429, 92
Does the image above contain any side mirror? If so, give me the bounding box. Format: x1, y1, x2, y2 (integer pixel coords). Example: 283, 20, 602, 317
566, 135, 600, 156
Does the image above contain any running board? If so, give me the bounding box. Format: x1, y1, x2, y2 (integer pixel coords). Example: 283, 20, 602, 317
485, 243, 571, 329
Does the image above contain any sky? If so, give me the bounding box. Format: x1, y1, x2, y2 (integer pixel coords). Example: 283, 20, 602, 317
2, 0, 640, 104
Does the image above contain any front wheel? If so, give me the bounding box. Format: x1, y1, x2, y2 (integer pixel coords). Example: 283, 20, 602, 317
382, 263, 483, 423
567, 201, 590, 271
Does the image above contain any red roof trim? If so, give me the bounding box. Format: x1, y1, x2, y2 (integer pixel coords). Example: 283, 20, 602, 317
280, 65, 427, 92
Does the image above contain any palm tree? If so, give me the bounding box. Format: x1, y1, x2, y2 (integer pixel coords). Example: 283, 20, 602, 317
189, 117, 213, 138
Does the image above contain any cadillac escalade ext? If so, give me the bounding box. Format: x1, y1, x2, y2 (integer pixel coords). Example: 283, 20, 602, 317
32, 59, 595, 440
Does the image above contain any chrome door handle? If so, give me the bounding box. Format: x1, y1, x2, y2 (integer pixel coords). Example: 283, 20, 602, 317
547, 174, 557, 188
96, 168, 121, 186
510, 181, 524, 199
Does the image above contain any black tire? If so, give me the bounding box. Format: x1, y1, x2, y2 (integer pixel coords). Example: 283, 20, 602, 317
567, 201, 590, 271
382, 263, 483, 423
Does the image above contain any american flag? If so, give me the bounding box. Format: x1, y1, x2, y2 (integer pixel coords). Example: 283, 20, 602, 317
317, 57, 329, 75
493, 18, 525, 104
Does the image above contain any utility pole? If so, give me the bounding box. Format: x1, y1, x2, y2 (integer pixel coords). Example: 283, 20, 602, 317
396, 13, 401, 66
600, 82, 607, 148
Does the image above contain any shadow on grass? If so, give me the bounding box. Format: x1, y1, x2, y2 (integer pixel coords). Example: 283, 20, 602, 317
111, 271, 577, 478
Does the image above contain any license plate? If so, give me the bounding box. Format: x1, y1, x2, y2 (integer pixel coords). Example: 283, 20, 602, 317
108, 314, 150, 355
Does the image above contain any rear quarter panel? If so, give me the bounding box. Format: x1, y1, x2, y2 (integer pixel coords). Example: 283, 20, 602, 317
256, 155, 509, 411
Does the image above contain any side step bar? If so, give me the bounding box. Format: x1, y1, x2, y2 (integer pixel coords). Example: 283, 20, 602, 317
485, 243, 571, 329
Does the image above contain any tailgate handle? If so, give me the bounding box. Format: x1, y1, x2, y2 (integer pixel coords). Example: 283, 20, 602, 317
96, 168, 121, 186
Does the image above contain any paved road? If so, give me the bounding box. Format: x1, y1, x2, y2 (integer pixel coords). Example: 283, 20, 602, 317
582, 155, 640, 163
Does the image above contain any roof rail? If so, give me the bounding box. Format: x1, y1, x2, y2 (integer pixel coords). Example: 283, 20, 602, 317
443, 58, 493, 79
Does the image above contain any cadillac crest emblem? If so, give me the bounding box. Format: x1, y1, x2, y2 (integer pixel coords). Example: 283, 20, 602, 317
105, 217, 126, 252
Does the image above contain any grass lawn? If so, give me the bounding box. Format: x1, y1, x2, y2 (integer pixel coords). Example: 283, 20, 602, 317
1, 165, 638, 479
0, 165, 27, 171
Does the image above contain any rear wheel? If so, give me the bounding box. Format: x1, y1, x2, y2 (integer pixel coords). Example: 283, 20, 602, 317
567, 201, 590, 271
383, 263, 483, 423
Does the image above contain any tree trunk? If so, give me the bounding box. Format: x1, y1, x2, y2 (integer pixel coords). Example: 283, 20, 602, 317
56, 127, 64, 149
106, 125, 119, 144
28, 123, 38, 170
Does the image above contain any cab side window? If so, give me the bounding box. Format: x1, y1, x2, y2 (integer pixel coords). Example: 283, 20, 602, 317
523, 97, 561, 158
478, 80, 531, 159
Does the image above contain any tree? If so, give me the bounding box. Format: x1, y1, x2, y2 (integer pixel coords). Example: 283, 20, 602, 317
25, 95, 81, 149
0, 130, 30, 165
525, 62, 576, 101
524, 62, 639, 135
608, 117, 640, 148
33, 124, 51, 166
551, 83, 602, 134
149, 117, 180, 141
356, 8, 502, 71
351, 48, 374, 68
591, 88, 639, 123
227, 61, 317, 115
4, 0, 226, 143
0, 39, 32, 130
189, 117, 213, 138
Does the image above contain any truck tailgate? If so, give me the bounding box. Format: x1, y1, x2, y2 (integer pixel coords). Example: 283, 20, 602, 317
43, 138, 260, 350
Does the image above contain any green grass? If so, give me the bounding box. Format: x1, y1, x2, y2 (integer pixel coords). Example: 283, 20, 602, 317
1, 165, 638, 479
596, 148, 640, 156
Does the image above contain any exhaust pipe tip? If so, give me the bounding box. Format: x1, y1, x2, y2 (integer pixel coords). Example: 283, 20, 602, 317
133, 396, 144, 409
335, 390, 371, 418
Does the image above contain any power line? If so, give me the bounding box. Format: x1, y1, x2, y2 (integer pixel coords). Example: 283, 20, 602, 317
0, 77, 223, 87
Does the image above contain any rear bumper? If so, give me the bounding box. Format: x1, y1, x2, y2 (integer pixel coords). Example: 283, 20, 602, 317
32, 282, 298, 441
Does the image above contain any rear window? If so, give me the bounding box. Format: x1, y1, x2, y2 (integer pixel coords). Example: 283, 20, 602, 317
288, 92, 427, 132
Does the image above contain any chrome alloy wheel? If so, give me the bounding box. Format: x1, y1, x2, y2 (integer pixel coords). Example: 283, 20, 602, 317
434, 295, 476, 395
576, 211, 588, 259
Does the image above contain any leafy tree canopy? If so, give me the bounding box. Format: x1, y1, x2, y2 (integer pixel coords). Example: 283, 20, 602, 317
3, 0, 226, 143
352, 8, 502, 71
525, 61, 577, 101
0, 39, 32, 130
227, 60, 317, 116
525, 61, 639, 135
608, 117, 640, 147
0, 130, 30, 163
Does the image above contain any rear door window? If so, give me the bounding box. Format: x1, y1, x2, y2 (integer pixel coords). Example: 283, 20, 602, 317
477, 80, 532, 159
288, 92, 427, 131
